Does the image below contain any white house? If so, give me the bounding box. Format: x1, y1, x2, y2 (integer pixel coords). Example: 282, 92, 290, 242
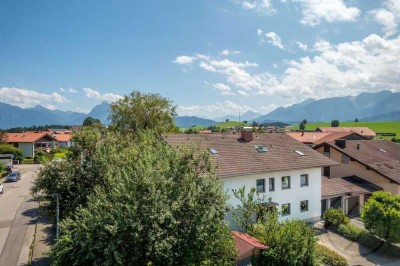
163, 131, 337, 226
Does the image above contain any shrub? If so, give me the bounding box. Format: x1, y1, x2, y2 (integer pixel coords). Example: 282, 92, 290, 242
362, 191, 400, 243
323, 208, 349, 229
337, 224, 367, 242
0, 161, 5, 173
316, 244, 348, 266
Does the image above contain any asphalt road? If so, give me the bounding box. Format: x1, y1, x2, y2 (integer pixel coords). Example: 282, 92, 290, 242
0, 164, 40, 266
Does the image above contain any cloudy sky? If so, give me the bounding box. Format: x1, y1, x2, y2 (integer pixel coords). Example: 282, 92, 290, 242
0, 0, 399, 118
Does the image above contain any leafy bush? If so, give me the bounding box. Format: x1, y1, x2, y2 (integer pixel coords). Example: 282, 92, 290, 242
337, 224, 367, 242
0, 161, 5, 173
316, 244, 348, 266
23, 159, 35, 164
323, 208, 349, 229
362, 191, 400, 243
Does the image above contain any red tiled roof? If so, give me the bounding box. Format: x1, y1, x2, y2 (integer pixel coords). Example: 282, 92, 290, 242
4, 132, 56, 143
232, 231, 268, 258
54, 134, 72, 142
322, 175, 382, 198
286, 132, 332, 144
316, 127, 376, 138
163, 133, 338, 178
318, 140, 400, 184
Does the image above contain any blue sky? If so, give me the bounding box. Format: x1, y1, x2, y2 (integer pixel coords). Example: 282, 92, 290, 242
0, 0, 399, 118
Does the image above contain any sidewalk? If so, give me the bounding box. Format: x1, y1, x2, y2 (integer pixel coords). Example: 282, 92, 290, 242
30, 206, 55, 266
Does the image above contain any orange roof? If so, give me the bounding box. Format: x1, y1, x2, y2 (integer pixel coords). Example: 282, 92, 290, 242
232, 231, 268, 259
54, 134, 72, 142
4, 132, 56, 143
316, 127, 376, 137
286, 132, 331, 143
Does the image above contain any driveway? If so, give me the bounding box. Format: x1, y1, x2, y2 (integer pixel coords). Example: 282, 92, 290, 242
0, 164, 40, 266
318, 230, 400, 266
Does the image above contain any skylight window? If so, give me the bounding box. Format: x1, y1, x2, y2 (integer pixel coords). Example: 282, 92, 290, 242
255, 145, 268, 153
378, 148, 387, 153
295, 150, 305, 156
209, 148, 218, 155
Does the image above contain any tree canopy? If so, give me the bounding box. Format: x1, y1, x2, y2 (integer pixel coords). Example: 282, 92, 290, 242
362, 191, 400, 243
331, 120, 340, 127
49, 131, 236, 265
108, 91, 178, 134
82, 116, 102, 127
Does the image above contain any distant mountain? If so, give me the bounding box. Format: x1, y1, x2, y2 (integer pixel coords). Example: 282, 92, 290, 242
361, 110, 400, 122
174, 116, 216, 128
214, 111, 262, 122
256, 91, 400, 123
84, 101, 110, 124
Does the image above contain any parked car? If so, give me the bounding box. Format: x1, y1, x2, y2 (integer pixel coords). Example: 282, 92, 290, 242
0, 182, 3, 193
5, 172, 21, 182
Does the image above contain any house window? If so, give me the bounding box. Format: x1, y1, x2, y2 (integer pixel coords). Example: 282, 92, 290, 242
342, 154, 350, 164
282, 203, 291, 216
256, 179, 265, 192
323, 167, 330, 177
269, 178, 275, 192
282, 176, 290, 189
300, 174, 309, 187
300, 200, 309, 212
324, 146, 330, 153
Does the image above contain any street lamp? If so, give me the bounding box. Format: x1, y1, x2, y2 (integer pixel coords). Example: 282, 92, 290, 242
48, 193, 60, 241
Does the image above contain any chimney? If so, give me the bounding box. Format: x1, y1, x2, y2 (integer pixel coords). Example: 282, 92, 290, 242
241, 130, 253, 142
301, 131, 304, 136
357, 144, 360, 150
335, 139, 346, 149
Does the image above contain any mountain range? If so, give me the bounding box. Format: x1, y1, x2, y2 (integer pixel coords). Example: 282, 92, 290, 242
0, 90, 398, 129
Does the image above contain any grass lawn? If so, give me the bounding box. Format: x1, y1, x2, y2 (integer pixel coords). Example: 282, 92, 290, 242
53, 152, 67, 159
290, 121, 400, 139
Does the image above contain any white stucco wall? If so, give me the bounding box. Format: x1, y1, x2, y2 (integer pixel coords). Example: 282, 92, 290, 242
223, 167, 322, 226
18, 143, 34, 157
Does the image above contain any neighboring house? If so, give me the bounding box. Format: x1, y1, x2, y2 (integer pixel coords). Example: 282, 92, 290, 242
71, 125, 83, 131
232, 231, 268, 266
53, 133, 72, 148
4, 132, 57, 157
321, 175, 381, 217
315, 127, 376, 140
163, 131, 337, 225
0, 154, 14, 167
286, 131, 365, 148
315, 139, 400, 196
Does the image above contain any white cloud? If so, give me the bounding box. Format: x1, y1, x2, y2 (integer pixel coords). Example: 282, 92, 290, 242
212, 83, 235, 95
260, 103, 278, 113
199, 61, 216, 72
220, 49, 241, 56
68, 88, 78, 93
293, 0, 361, 26
265, 32, 284, 49
240, 0, 275, 14
43, 104, 56, 110
59, 88, 65, 92
175, 33, 400, 102
0, 87, 69, 108
237, 90, 251, 97
173, 55, 197, 64
296, 41, 308, 51
83, 88, 123, 102
313, 39, 332, 52
369, 0, 400, 37
178, 100, 255, 117
257, 29, 263, 37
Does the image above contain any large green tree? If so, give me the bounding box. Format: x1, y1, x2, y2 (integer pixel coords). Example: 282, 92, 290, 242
108, 91, 178, 134
49, 131, 236, 265
362, 191, 400, 243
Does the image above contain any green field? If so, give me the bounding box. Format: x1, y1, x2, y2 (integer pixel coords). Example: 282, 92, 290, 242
290, 121, 400, 139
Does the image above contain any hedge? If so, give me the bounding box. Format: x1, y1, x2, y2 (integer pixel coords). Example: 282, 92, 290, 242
316, 244, 348, 266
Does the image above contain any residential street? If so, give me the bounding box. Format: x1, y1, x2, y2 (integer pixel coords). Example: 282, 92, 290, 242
0, 165, 40, 266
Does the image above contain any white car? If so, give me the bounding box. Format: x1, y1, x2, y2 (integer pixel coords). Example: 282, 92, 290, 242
0, 182, 3, 194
